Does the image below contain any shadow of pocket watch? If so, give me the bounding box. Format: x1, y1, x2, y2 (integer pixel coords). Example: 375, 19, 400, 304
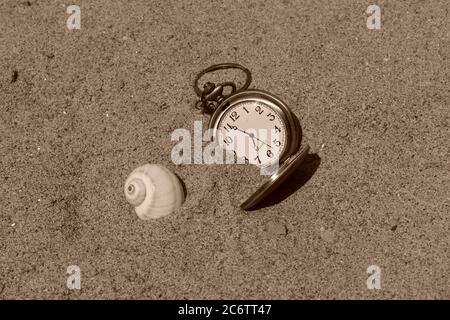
194, 63, 311, 210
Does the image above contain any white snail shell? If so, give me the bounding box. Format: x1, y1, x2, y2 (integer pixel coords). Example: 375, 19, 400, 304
124, 164, 185, 220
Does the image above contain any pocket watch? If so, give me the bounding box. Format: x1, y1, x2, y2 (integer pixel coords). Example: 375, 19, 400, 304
194, 63, 310, 210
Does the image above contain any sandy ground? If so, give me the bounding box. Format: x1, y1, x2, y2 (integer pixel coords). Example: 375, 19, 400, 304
0, 0, 449, 299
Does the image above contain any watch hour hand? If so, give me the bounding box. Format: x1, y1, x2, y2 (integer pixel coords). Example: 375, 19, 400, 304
232, 126, 262, 151
248, 133, 260, 151
251, 136, 258, 149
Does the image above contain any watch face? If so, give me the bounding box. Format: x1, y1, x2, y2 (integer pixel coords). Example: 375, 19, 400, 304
217, 100, 287, 167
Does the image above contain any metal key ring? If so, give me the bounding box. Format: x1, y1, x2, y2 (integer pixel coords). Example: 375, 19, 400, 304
193, 63, 252, 97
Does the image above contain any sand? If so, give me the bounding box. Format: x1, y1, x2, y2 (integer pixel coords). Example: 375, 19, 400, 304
0, 0, 448, 299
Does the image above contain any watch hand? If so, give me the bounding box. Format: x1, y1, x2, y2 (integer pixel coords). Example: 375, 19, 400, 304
253, 136, 273, 149
248, 133, 260, 151
233, 126, 249, 135
232, 126, 273, 151
231, 126, 258, 150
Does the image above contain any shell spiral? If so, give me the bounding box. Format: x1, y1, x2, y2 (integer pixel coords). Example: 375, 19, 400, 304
125, 178, 146, 206
124, 164, 185, 220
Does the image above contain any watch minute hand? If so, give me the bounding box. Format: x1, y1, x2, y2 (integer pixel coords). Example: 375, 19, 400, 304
251, 134, 273, 149
232, 126, 260, 150
233, 126, 249, 135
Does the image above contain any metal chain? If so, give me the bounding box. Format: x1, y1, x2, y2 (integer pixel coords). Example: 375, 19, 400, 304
193, 63, 252, 113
